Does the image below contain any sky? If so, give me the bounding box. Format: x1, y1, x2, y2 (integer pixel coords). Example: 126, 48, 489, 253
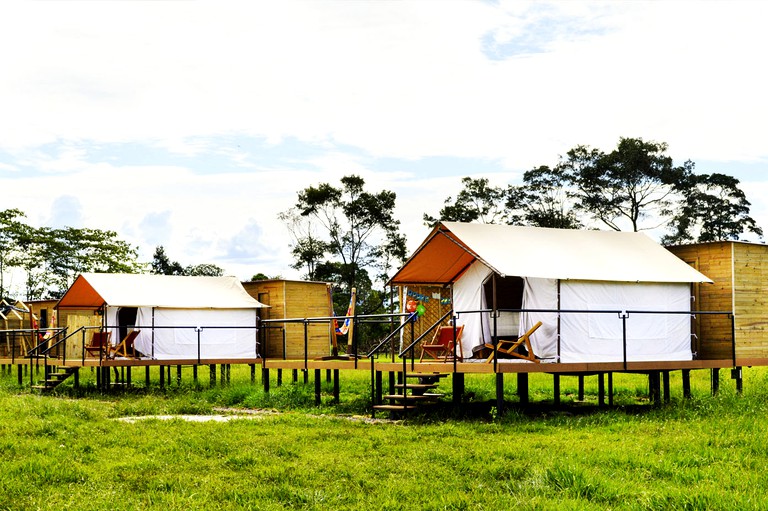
2, 0, 768, 292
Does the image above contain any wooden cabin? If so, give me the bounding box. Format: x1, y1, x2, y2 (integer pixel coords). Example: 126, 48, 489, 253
242, 280, 333, 359
667, 241, 768, 362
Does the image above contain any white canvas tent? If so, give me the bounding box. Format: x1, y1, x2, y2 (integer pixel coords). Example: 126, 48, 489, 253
57, 273, 267, 360
390, 222, 713, 363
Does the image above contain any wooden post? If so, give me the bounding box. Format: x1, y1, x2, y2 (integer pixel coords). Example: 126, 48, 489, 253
496, 373, 504, 414
177, 365, 182, 386
250, 364, 255, 384
733, 367, 743, 394
608, 372, 614, 406
578, 375, 585, 401
375, 371, 383, 405
682, 369, 691, 398
277, 368, 283, 386
209, 364, 216, 386
711, 368, 720, 395
598, 373, 605, 407
73, 368, 80, 388
193, 365, 198, 384
333, 369, 339, 404
314, 369, 321, 405
262, 367, 270, 393
452, 372, 465, 406
663, 371, 671, 403
553, 374, 560, 406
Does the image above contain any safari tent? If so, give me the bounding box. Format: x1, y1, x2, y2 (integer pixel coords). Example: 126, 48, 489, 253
390, 222, 712, 363
57, 273, 267, 360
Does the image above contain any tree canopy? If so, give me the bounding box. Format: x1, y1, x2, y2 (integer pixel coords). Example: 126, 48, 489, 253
0, 210, 143, 300
427, 137, 762, 244
150, 246, 225, 277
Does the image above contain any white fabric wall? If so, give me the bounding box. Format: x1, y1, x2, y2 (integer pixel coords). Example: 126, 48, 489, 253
105, 307, 259, 359
520, 277, 560, 361
452, 260, 492, 357
559, 281, 692, 362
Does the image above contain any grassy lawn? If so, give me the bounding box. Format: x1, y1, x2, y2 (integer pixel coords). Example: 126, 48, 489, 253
1, 363, 768, 510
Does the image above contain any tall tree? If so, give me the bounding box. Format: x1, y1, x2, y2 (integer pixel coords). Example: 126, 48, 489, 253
0, 209, 26, 300
560, 138, 681, 232
663, 170, 763, 244
151, 245, 185, 275
424, 177, 508, 227
282, 174, 407, 313
507, 166, 582, 229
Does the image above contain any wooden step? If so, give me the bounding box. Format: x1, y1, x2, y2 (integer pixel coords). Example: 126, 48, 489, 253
405, 372, 448, 379
373, 404, 418, 412
394, 383, 438, 390
382, 393, 442, 402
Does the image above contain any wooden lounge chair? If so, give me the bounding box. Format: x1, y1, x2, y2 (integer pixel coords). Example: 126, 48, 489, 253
420, 325, 464, 362
484, 321, 542, 363
110, 330, 140, 358
85, 331, 112, 358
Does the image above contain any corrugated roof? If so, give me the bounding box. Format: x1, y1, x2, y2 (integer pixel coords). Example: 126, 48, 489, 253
57, 273, 268, 309
389, 222, 713, 285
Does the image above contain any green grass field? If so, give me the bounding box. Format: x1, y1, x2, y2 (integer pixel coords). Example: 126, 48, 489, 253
1, 363, 768, 510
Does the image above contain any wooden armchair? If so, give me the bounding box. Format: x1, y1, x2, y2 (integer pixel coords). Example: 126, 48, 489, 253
484, 321, 542, 363
420, 325, 464, 362
110, 330, 140, 358
85, 331, 112, 358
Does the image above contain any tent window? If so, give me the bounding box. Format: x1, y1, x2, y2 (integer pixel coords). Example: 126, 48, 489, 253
483, 275, 524, 310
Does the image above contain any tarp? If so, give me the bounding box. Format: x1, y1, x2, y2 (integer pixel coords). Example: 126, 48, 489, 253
390, 222, 712, 285
58, 273, 266, 360
58, 273, 267, 309
391, 222, 711, 363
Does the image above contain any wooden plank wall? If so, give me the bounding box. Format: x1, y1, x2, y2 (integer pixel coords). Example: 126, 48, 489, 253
732, 243, 768, 358
667, 243, 733, 359
242, 280, 332, 359
284, 281, 332, 359
668, 242, 768, 360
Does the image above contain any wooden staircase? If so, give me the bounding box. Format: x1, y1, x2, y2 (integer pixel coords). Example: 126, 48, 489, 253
32, 366, 78, 393
373, 373, 448, 416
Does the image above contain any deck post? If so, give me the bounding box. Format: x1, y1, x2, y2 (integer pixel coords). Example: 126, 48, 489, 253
277, 369, 283, 386
333, 369, 339, 403
649, 371, 661, 404
375, 370, 383, 405
578, 375, 585, 401
326, 369, 332, 383
711, 368, 720, 395
159, 365, 165, 388
598, 373, 605, 407
553, 374, 560, 406
262, 367, 270, 393
193, 365, 198, 384
663, 371, 670, 402
303, 369, 309, 384
127, 367, 132, 388
517, 373, 529, 404
209, 364, 215, 386
682, 369, 691, 398
145, 366, 150, 388
292, 368, 297, 384
314, 369, 321, 405
177, 365, 182, 386
496, 373, 504, 414
732, 367, 743, 394
250, 364, 255, 384
74, 368, 79, 388
608, 372, 614, 406
17, 364, 22, 386
452, 372, 464, 406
